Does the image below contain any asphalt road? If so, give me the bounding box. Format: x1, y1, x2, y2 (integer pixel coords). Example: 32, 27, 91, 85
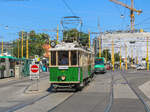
0, 72, 50, 112
111, 71, 146, 112
124, 70, 150, 108
49, 72, 111, 112
1, 70, 150, 112
48, 70, 150, 112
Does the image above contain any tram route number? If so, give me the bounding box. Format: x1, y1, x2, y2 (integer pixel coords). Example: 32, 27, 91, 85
30, 64, 40, 80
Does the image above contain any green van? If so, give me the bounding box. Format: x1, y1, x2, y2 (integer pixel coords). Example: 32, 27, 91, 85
94, 57, 106, 73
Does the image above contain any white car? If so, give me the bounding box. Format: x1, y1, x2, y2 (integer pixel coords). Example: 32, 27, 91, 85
136, 65, 146, 70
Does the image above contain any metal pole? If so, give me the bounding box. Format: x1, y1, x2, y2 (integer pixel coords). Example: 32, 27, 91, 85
125, 44, 128, 70
18, 39, 20, 58
89, 31, 90, 48
147, 37, 149, 71
26, 34, 29, 59
57, 25, 59, 44
136, 49, 138, 65
136, 56, 138, 65
105, 48, 107, 63
131, 0, 134, 32
99, 37, 101, 57
1, 39, 3, 56
49, 37, 51, 67
131, 47, 133, 65
120, 46, 122, 70
21, 31, 24, 58
112, 40, 114, 71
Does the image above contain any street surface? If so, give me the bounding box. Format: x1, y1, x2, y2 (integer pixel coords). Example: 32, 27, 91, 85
111, 71, 145, 112
0, 70, 150, 112
0, 72, 50, 112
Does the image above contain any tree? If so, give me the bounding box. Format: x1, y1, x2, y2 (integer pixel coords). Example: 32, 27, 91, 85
63, 29, 89, 46
99, 49, 111, 61
114, 52, 120, 62
13, 30, 50, 58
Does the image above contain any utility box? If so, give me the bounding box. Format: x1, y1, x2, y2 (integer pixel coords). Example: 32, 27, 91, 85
15, 65, 22, 79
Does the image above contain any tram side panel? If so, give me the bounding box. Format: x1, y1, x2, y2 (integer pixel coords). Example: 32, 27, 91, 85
50, 67, 80, 83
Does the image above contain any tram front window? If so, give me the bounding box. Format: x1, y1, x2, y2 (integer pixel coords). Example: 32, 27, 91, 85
58, 51, 69, 65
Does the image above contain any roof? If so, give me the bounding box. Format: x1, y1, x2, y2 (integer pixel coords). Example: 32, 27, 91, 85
49, 42, 94, 54
0, 56, 32, 61
0, 56, 17, 59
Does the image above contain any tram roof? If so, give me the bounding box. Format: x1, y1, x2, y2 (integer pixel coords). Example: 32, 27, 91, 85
49, 42, 94, 54
0, 56, 17, 59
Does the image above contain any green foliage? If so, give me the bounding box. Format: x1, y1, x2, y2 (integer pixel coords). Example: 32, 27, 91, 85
114, 52, 120, 61
63, 29, 89, 46
99, 49, 111, 61
13, 30, 50, 58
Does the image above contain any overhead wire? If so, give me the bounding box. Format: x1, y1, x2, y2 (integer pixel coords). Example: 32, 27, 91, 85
61, 0, 76, 16
134, 17, 150, 27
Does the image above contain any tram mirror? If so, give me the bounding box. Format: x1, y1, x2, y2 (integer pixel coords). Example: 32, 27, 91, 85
58, 51, 69, 65
71, 51, 77, 65
51, 51, 56, 65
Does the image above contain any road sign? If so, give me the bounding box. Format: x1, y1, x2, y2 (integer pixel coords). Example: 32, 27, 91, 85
31, 65, 39, 73
30, 64, 39, 80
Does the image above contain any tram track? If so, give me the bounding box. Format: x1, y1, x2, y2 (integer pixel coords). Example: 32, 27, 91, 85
5, 92, 52, 112
6, 81, 88, 112
104, 70, 150, 112
4, 73, 95, 112
120, 71, 150, 112
48, 92, 75, 112
48, 76, 96, 112
1, 73, 51, 112
104, 71, 114, 112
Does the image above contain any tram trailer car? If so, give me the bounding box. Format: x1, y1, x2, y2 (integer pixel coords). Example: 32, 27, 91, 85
49, 42, 95, 90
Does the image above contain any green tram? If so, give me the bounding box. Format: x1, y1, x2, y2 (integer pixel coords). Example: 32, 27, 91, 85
94, 57, 106, 73
49, 42, 95, 90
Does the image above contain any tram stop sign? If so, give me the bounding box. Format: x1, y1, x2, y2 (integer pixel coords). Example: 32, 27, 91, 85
30, 64, 39, 80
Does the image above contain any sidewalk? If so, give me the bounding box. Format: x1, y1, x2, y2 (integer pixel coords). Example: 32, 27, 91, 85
0, 76, 28, 85
24, 75, 50, 94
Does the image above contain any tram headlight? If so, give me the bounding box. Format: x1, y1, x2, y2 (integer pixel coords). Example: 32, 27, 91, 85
61, 76, 66, 81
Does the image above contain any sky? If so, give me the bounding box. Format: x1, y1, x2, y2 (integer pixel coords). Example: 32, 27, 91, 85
0, 0, 150, 41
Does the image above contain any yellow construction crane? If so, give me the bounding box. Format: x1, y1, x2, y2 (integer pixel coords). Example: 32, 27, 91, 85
109, 0, 142, 32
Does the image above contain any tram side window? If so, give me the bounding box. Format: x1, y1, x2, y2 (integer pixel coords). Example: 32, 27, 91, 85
51, 51, 56, 65
58, 51, 69, 65
71, 51, 77, 65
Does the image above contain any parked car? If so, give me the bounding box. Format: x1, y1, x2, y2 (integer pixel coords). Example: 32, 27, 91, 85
136, 65, 146, 70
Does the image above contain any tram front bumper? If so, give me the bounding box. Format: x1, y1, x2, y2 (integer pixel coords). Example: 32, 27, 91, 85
94, 68, 106, 73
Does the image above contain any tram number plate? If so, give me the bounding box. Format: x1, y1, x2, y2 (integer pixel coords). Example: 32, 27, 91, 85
58, 66, 68, 70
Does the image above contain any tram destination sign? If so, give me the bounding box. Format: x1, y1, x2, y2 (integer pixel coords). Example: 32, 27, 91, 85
30, 64, 39, 80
